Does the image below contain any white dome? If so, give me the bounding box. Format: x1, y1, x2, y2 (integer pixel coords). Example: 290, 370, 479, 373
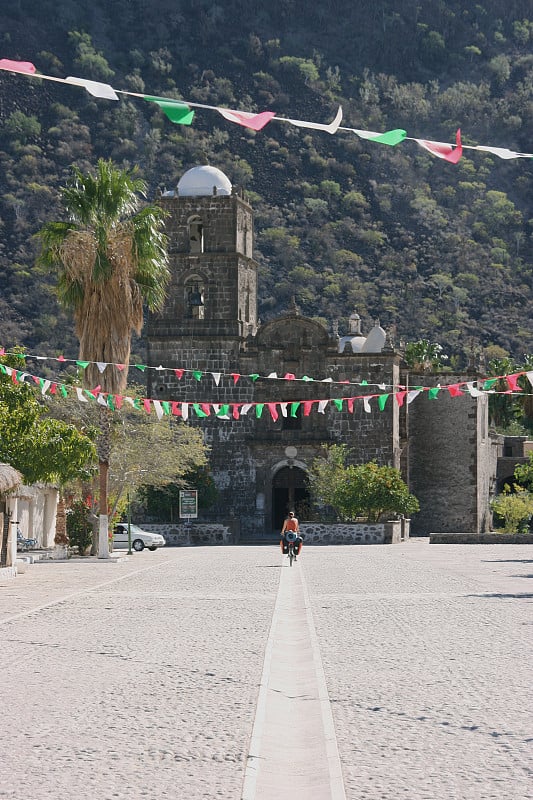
339, 335, 367, 354
177, 166, 232, 197
361, 324, 386, 353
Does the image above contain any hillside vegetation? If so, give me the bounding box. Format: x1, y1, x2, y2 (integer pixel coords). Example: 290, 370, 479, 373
0, 0, 532, 365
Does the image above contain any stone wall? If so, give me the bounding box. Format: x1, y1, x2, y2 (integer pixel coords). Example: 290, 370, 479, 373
299, 520, 408, 545
142, 523, 237, 546
430, 533, 533, 544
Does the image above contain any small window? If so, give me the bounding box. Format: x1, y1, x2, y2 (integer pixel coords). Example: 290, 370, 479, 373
185, 277, 205, 319
188, 216, 204, 253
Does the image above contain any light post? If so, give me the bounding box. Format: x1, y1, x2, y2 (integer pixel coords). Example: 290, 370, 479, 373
127, 489, 132, 555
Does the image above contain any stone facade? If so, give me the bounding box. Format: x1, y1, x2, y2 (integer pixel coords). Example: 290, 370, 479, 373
145, 167, 498, 540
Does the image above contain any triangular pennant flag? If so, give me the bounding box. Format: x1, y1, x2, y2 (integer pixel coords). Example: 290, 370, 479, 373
267, 402, 279, 421
318, 400, 329, 414
303, 401, 314, 416
466, 382, 482, 398
267, 372, 278, 379
96, 362, 108, 373
59, 385, 68, 397
41, 379, 51, 395
378, 394, 389, 411
447, 384, 463, 397
200, 403, 211, 416
57, 355, 66, 362
407, 389, 422, 404
279, 402, 288, 417
249, 373, 260, 382
135, 364, 146, 372
395, 391, 407, 407
232, 405, 240, 420
475, 145, 531, 160
217, 108, 275, 131
50, 383, 57, 395
482, 378, 497, 390
144, 96, 194, 125
211, 372, 222, 386
231, 373, 241, 384
155, 364, 165, 371
133, 398, 143, 411
115, 395, 124, 410
368, 128, 407, 146
363, 397, 372, 413
526, 371, 533, 389
174, 369, 184, 379
143, 399, 152, 414
160, 400, 170, 415
240, 404, 253, 415
65, 76, 119, 100
124, 396, 136, 407
193, 370, 203, 381
181, 403, 189, 421
290, 402, 301, 417
214, 404, 230, 418
0, 59, 36, 74
193, 403, 208, 418
286, 105, 342, 134
76, 360, 90, 369
255, 404, 264, 418
333, 399, 343, 411
152, 400, 165, 420
97, 393, 108, 406
301, 375, 314, 382
506, 373, 522, 392
284, 373, 296, 381
416, 128, 463, 163
76, 387, 88, 403
171, 401, 182, 416
321, 378, 333, 383
107, 395, 115, 411
428, 387, 440, 400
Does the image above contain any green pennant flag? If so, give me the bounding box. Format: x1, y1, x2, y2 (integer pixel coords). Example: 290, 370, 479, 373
144, 96, 195, 125
483, 378, 497, 390
428, 387, 440, 400
255, 403, 264, 418
378, 394, 389, 411
135, 364, 146, 372
0, 364, 6, 374
193, 370, 203, 382
301, 375, 314, 382
333, 399, 343, 411
361, 380, 368, 385
161, 401, 171, 415
59, 385, 68, 397
76, 361, 90, 369
249, 373, 260, 382
193, 403, 208, 418
216, 404, 230, 417
133, 398, 143, 410
290, 401, 301, 417
107, 395, 115, 411
15, 353, 25, 360
84, 389, 97, 400
369, 129, 407, 146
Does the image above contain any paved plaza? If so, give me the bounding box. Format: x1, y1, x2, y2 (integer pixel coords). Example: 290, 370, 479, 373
0, 540, 531, 799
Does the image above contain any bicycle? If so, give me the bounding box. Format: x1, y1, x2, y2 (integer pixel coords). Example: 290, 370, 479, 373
287, 540, 297, 566
285, 531, 300, 566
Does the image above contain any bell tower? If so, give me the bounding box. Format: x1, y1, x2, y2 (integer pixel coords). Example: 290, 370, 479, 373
146, 166, 258, 392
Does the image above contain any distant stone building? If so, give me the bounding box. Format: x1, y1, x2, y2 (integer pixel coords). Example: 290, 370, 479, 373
146, 166, 496, 537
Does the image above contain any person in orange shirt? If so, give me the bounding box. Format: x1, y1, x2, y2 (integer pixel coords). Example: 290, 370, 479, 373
280, 511, 303, 560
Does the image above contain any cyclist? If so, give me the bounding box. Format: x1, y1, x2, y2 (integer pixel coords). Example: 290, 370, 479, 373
280, 511, 303, 560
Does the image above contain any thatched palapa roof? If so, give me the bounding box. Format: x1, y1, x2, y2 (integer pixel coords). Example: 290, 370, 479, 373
0, 464, 22, 494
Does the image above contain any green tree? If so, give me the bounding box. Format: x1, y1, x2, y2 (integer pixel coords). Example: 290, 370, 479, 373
37, 159, 170, 557
308, 445, 419, 523
491, 485, 533, 533
404, 339, 448, 371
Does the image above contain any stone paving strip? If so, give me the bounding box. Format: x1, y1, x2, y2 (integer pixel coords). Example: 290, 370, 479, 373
242, 556, 346, 800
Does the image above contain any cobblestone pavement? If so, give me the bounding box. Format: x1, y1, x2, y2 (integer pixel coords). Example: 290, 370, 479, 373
0, 541, 531, 799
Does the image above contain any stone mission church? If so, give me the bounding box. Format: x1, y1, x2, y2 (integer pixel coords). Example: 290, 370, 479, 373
146, 166, 498, 538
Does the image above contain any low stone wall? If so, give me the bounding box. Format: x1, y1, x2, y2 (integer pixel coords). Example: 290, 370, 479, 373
430, 532, 533, 544
142, 523, 236, 546
299, 519, 408, 545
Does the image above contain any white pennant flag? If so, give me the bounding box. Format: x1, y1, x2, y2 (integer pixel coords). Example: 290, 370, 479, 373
240, 404, 253, 415
407, 390, 421, 404
96, 362, 108, 373
286, 105, 342, 134
321, 377, 333, 383
65, 76, 119, 100
124, 396, 136, 407
97, 394, 108, 406
526, 371, 533, 389
267, 372, 278, 379
41, 379, 51, 395
211, 372, 222, 385
466, 381, 483, 397
318, 400, 329, 414
152, 400, 165, 420
76, 387, 88, 403
181, 403, 189, 421
279, 402, 289, 417
363, 397, 372, 413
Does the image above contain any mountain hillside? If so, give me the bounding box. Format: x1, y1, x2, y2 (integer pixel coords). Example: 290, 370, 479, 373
1, 0, 532, 365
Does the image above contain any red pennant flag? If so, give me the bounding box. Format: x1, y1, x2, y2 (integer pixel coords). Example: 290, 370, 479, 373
143, 399, 152, 414
11, 371, 18, 384
201, 403, 211, 416
50, 383, 57, 394
284, 373, 296, 381
416, 128, 463, 163
0, 59, 36, 74
174, 369, 184, 379
171, 401, 182, 416
267, 403, 279, 421
57, 355, 66, 362
347, 398, 354, 413
303, 401, 314, 416
232, 405, 240, 419
395, 391, 407, 407
506, 373, 522, 392
116, 364, 126, 371
447, 384, 463, 397
0, 348, 5, 355
114, 395, 124, 410
231, 373, 241, 384
217, 108, 275, 131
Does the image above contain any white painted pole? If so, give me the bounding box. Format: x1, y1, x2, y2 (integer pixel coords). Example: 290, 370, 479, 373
98, 514, 110, 559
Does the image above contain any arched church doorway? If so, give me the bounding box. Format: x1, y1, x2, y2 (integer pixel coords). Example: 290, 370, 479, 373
271, 466, 310, 532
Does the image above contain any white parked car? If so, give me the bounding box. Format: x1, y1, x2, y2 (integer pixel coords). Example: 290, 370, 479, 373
113, 523, 166, 552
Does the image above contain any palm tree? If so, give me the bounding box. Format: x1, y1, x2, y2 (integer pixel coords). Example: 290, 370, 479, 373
38, 159, 169, 557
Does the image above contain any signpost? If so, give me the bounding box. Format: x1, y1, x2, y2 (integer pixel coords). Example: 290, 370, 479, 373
179, 490, 198, 525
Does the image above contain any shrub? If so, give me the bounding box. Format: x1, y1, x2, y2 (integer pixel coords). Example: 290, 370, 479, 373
66, 500, 93, 554
491, 485, 533, 533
